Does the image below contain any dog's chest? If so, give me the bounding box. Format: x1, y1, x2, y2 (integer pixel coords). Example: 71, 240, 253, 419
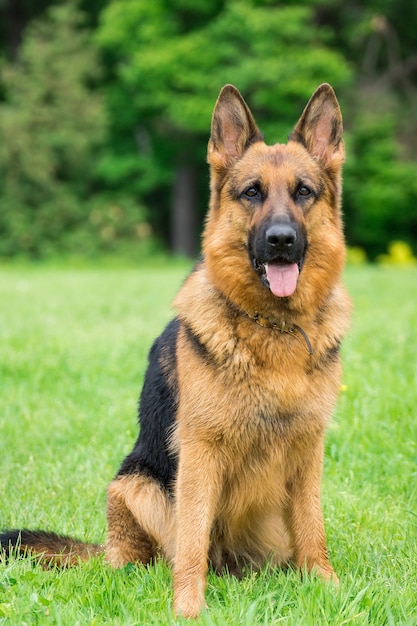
218, 323, 332, 407
177, 323, 339, 449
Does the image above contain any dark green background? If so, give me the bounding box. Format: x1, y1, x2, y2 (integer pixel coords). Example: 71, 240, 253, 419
0, 0, 416, 260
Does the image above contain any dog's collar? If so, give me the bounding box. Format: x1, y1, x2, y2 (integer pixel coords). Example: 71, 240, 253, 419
242, 309, 313, 355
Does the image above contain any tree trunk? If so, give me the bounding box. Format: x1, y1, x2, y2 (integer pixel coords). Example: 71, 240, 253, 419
171, 160, 198, 257
5, 0, 24, 60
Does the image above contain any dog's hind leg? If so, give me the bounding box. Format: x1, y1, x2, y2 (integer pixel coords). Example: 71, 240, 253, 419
106, 474, 175, 567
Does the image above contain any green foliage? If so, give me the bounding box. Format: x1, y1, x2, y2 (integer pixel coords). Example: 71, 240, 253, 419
0, 264, 416, 624
0, 2, 150, 259
0, 0, 417, 258
344, 103, 417, 259
0, 3, 102, 256
98, 0, 350, 136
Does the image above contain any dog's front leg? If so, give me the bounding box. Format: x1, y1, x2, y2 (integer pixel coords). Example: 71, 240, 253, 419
287, 436, 338, 583
173, 440, 221, 618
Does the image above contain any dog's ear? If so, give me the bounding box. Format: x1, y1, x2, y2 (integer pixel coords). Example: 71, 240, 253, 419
208, 84, 263, 170
290, 83, 344, 168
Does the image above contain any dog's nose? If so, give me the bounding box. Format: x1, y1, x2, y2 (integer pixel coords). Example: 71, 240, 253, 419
265, 224, 297, 249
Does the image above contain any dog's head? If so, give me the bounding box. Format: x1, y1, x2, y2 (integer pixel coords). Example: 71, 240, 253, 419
203, 83, 345, 314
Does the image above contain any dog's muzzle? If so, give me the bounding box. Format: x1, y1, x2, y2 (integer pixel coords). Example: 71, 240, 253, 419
250, 221, 307, 298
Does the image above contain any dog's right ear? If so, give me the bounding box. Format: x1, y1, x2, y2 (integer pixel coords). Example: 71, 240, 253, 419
208, 85, 263, 170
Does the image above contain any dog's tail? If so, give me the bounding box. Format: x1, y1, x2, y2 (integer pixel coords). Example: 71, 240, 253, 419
0, 529, 103, 567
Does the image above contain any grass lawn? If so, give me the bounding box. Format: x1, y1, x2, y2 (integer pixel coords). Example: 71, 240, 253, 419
0, 262, 416, 625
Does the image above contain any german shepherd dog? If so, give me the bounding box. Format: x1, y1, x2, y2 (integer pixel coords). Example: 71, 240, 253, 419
1, 84, 350, 618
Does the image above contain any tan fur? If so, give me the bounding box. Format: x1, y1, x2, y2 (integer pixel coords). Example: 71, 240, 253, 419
104, 83, 351, 618
106, 475, 176, 565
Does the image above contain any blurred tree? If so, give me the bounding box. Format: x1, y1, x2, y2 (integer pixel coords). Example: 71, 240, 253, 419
0, 0, 52, 60
0, 2, 109, 257
96, 0, 351, 256
313, 0, 417, 255
0, 0, 108, 60
343, 104, 417, 258
0, 0, 416, 258
0, 2, 152, 259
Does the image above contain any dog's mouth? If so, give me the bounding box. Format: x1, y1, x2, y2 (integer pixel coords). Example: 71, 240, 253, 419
253, 258, 304, 298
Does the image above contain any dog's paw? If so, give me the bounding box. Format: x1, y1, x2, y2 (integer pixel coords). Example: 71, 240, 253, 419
314, 564, 340, 586
173, 592, 207, 619
173, 576, 207, 619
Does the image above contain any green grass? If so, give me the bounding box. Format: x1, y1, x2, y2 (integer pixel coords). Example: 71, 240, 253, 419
0, 263, 416, 625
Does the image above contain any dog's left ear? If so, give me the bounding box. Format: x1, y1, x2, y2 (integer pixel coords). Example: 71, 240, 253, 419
290, 83, 344, 168
208, 84, 263, 170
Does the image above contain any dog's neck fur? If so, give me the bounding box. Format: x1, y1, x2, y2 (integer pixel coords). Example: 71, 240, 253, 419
234, 307, 314, 355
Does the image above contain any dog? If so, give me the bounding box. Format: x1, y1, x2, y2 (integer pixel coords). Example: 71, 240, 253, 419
0, 83, 351, 618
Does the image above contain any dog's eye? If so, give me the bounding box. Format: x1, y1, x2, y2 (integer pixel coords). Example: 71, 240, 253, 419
243, 186, 260, 199
297, 185, 313, 198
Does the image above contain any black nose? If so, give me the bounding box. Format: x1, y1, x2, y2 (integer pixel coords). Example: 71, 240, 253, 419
265, 224, 297, 250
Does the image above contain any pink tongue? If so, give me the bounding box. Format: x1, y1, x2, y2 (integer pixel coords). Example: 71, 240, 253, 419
265, 262, 299, 297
